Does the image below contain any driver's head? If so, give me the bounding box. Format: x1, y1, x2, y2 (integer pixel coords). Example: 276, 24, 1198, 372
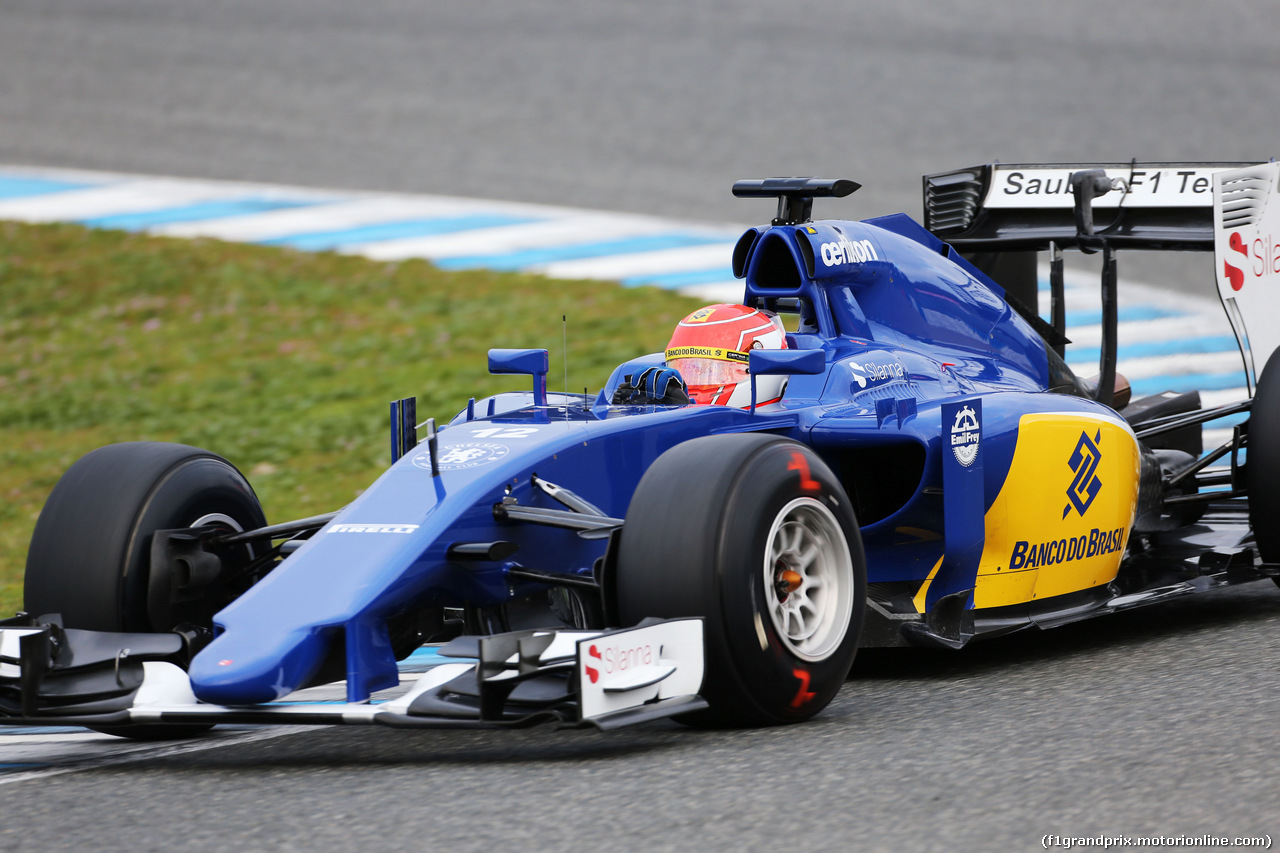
664, 304, 788, 407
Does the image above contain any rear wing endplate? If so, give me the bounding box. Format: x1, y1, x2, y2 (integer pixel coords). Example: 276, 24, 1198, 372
1213, 162, 1280, 392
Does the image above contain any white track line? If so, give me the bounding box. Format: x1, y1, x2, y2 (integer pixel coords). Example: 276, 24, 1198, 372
0, 180, 250, 222
152, 196, 476, 240
352, 213, 684, 261
0, 727, 310, 787
539, 243, 736, 280
1068, 350, 1246, 381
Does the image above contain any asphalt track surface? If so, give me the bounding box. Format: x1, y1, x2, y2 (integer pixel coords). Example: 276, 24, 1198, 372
2, 3, 1280, 851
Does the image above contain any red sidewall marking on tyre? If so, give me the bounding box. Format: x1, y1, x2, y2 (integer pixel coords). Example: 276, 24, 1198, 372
789, 668, 816, 709
786, 451, 821, 493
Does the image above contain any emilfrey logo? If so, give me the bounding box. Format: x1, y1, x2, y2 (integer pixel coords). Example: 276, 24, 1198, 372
950, 405, 980, 467
1064, 429, 1103, 518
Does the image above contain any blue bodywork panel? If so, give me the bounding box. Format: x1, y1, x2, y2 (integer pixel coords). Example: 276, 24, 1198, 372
188, 210, 1128, 706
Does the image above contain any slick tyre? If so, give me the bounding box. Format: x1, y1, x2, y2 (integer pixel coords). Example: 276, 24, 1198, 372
616, 434, 865, 726
25, 442, 268, 632
24, 443, 268, 740
1248, 351, 1280, 583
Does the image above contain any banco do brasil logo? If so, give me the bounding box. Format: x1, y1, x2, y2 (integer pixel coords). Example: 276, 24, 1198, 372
1063, 429, 1102, 519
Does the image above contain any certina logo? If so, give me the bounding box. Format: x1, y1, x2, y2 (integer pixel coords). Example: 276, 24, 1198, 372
413, 442, 509, 471
582, 640, 657, 685
820, 237, 878, 267
1064, 429, 1103, 519
1009, 527, 1125, 571
329, 523, 419, 534
950, 405, 980, 467
849, 360, 905, 390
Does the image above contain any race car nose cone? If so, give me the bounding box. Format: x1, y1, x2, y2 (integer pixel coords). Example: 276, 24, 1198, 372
189, 628, 327, 706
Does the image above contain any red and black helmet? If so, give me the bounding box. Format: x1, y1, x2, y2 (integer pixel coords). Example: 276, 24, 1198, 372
664, 304, 789, 407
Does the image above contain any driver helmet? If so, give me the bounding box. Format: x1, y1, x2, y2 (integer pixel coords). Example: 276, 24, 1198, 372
664, 303, 788, 407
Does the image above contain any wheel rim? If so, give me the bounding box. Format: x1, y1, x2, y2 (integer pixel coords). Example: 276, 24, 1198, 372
762, 497, 854, 662
175, 512, 257, 626
190, 512, 243, 533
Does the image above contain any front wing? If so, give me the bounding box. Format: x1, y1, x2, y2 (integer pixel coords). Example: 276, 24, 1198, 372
0, 617, 707, 733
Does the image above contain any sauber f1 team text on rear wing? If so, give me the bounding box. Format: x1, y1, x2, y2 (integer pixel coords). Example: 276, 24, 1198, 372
923, 161, 1280, 393
923, 162, 1258, 252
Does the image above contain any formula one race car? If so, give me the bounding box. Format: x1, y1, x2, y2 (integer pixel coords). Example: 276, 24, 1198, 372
4, 162, 1279, 737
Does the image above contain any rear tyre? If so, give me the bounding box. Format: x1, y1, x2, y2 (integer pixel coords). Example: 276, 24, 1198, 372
616, 434, 866, 726
24, 442, 268, 739
1247, 353, 1280, 584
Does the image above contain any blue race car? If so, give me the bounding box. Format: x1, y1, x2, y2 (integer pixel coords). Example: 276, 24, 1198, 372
5, 167, 1276, 735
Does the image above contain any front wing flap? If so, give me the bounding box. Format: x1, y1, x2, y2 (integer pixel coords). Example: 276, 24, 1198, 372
0, 616, 706, 733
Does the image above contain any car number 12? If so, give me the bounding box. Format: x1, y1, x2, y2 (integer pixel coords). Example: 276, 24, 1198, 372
469, 427, 539, 439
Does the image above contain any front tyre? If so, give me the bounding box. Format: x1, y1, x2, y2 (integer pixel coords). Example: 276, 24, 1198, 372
25, 442, 268, 633
616, 434, 866, 726
24, 442, 268, 740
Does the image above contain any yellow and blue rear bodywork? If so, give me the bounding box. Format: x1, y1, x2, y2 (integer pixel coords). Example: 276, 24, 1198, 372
809, 386, 1150, 648
974, 411, 1139, 608
890, 397, 1148, 645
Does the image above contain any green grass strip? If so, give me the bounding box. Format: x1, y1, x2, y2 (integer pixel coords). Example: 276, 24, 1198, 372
0, 221, 702, 617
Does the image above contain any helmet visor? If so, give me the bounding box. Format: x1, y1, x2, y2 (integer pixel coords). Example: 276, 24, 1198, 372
668, 357, 748, 388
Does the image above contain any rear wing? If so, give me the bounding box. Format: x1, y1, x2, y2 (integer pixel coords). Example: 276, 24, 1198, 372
923, 162, 1278, 396
923, 162, 1253, 252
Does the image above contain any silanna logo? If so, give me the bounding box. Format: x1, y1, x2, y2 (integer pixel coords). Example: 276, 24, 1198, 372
1064, 429, 1103, 518
849, 360, 905, 391
582, 640, 656, 684
1222, 230, 1280, 292
950, 405, 980, 467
